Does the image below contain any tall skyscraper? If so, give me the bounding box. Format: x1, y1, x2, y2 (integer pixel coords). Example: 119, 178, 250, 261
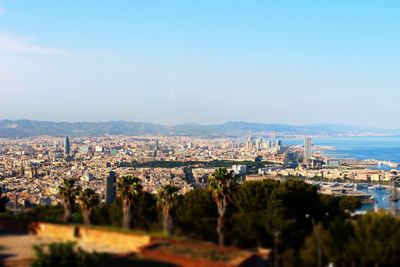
255, 138, 261, 151
105, 171, 117, 204
64, 137, 70, 157
265, 140, 272, 151
304, 137, 312, 163
246, 132, 254, 151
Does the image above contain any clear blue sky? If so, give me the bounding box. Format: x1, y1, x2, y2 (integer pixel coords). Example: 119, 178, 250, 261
1, 1, 400, 127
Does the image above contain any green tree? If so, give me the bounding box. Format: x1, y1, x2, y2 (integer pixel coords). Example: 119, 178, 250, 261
58, 179, 80, 223
350, 212, 400, 266
78, 188, 100, 225
338, 196, 361, 212
0, 187, 9, 213
208, 168, 237, 246
175, 189, 218, 242
157, 185, 179, 235
91, 192, 158, 231
117, 176, 142, 229
231, 180, 279, 247
321, 219, 355, 265
132, 191, 158, 231
91, 201, 122, 227
24, 205, 64, 223
301, 213, 400, 267
267, 180, 322, 250
300, 223, 330, 267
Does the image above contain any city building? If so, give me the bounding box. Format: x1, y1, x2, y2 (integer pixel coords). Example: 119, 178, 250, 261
304, 137, 312, 163
283, 151, 298, 168
105, 171, 117, 204
255, 138, 262, 151
326, 159, 340, 167
64, 137, 70, 157
232, 165, 247, 176
81, 172, 95, 182
264, 140, 272, 151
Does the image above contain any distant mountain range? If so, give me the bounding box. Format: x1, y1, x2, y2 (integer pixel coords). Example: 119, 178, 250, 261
0, 120, 398, 138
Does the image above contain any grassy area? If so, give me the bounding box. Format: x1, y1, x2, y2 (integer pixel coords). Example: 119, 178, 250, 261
31, 242, 177, 267
101, 255, 177, 267
147, 242, 239, 262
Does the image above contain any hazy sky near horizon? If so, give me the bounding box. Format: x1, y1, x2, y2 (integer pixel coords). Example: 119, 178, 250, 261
1, 1, 400, 128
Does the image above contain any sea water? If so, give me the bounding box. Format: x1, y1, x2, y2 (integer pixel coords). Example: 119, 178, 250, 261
357, 188, 397, 211
282, 136, 400, 170
282, 136, 400, 211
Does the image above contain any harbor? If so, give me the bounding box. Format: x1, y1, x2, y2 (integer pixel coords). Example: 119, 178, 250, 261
309, 181, 377, 205
307, 170, 400, 213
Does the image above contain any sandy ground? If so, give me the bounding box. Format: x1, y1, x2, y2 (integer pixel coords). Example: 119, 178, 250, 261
0, 232, 134, 266
0, 234, 60, 259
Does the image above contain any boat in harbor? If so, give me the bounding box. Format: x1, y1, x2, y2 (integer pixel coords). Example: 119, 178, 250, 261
318, 185, 376, 204
362, 196, 377, 205
343, 183, 354, 188
355, 183, 368, 190
306, 180, 378, 206
378, 161, 399, 169
368, 185, 385, 191
331, 182, 340, 187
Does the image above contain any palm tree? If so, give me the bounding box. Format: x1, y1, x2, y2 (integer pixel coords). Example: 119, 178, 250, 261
117, 175, 142, 229
157, 185, 179, 235
58, 178, 80, 223
78, 188, 100, 225
208, 168, 237, 246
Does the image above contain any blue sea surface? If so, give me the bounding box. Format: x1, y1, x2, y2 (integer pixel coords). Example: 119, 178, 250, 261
281, 136, 400, 211
358, 188, 398, 211
282, 136, 400, 170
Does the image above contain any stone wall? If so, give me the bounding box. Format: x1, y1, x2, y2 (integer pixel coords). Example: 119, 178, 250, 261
31, 222, 152, 253
33, 223, 76, 241
79, 226, 152, 252
0, 218, 269, 266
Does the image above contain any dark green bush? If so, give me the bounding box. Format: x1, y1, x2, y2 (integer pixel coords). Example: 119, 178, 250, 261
31, 242, 109, 267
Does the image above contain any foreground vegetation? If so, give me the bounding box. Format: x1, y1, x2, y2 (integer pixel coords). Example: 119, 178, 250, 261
31, 242, 174, 267
4, 168, 400, 266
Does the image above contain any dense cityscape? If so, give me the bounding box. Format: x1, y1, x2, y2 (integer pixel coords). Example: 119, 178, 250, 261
1, 134, 399, 212
3, 1, 400, 266
2, 132, 400, 266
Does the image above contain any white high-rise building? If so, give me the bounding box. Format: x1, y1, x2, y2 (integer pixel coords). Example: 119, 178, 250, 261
304, 137, 312, 163
264, 140, 272, 151
232, 165, 247, 176
255, 138, 263, 151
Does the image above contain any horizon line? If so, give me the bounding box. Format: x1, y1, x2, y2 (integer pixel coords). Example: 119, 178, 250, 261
0, 118, 397, 130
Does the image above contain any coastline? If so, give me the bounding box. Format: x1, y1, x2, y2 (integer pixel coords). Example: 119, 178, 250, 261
284, 136, 400, 171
